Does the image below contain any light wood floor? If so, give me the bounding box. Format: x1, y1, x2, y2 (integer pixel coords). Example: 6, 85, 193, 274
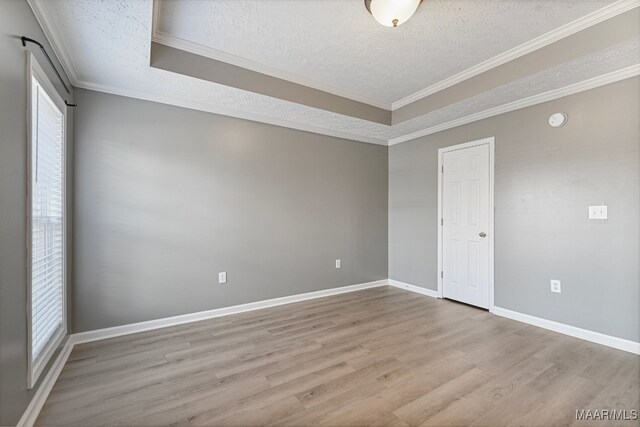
37, 286, 639, 426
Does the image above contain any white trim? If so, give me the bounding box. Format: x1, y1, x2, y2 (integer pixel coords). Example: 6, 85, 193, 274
392, 1, 640, 109
151, 3, 391, 111
75, 66, 640, 149
151, 32, 392, 111
388, 279, 439, 298
27, 0, 639, 148
151, 0, 638, 112
75, 66, 640, 148
27, 0, 79, 84
73, 280, 388, 344
17, 337, 74, 427
19, 281, 387, 425
388, 65, 640, 146
488, 141, 495, 312
26, 53, 68, 389
17, 283, 639, 425
28, 328, 65, 391
491, 307, 640, 355
437, 137, 495, 311
45, 0, 635, 114
73, 80, 388, 146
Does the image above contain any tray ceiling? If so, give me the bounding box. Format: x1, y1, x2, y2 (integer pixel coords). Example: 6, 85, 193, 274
154, 0, 612, 107
29, 0, 640, 145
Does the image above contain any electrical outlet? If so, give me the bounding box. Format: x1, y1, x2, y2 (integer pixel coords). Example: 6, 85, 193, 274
218, 272, 227, 284
588, 205, 607, 220
335, 259, 341, 269
550, 279, 561, 293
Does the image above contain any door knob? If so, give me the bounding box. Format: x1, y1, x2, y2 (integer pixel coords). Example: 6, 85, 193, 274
479, 232, 487, 238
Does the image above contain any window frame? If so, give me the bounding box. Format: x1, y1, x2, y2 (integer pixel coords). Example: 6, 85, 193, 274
26, 52, 68, 389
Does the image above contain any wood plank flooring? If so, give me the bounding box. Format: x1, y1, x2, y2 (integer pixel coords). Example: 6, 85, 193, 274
37, 286, 639, 426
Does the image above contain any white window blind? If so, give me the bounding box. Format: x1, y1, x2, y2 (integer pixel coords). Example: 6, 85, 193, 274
30, 72, 65, 370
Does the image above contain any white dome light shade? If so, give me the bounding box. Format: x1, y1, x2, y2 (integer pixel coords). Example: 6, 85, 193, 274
369, 0, 422, 27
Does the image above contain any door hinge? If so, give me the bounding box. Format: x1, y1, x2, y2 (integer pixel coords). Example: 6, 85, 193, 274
441, 165, 444, 173
441, 218, 443, 226
441, 271, 443, 278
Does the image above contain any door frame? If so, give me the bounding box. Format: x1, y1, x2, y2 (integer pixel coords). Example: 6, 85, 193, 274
437, 137, 495, 311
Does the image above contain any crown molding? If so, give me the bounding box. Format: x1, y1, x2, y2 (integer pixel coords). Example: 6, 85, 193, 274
150, 32, 393, 111
388, 64, 640, 146
27, 0, 640, 148
74, 80, 388, 146
151, 0, 638, 113
77, 65, 639, 148
391, 0, 640, 110
27, 0, 80, 85
151, 3, 391, 111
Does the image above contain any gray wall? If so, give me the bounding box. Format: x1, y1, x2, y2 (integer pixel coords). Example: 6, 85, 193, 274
73, 89, 388, 333
389, 77, 639, 342
0, 1, 74, 424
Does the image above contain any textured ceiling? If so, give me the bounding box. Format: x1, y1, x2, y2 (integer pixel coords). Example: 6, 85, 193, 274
156, 0, 613, 105
32, 0, 639, 145
390, 39, 640, 139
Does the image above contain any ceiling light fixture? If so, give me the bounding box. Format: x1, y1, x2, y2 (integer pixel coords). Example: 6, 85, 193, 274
365, 0, 423, 28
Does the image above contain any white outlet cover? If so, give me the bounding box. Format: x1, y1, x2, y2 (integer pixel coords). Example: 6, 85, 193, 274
218, 272, 227, 284
335, 259, 341, 269
550, 279, 561, 293
588, 205, 607, 220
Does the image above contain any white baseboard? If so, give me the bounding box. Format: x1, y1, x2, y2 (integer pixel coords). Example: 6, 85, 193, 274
18, 279, 388, 425
18, 279, 638, 426
492, 306, 640, 355
388, 279, 440, 298
73, 280, 388, 344
17, 337, 74, 427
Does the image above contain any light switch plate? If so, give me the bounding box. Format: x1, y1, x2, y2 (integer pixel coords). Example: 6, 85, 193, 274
588, 205, 607, 220
218, 272, 227, 284
550, 280, 561, 293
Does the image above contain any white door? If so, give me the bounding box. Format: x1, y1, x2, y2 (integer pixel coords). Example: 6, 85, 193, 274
442, 143, 490, 308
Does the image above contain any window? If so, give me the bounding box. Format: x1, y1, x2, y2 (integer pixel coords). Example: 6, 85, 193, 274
27, 54, 67, 388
